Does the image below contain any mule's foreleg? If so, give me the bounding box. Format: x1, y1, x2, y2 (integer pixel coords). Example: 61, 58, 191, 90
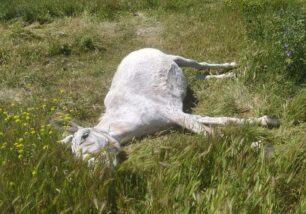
163, 109, 279, 135
163, 110, 212, 134
194, 115, 280, 128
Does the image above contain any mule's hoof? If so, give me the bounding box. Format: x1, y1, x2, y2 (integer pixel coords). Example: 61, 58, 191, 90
224, 72, 236, 78
259, 116, 280, 128
251, 140, 262, 149
230, 62, 237, 68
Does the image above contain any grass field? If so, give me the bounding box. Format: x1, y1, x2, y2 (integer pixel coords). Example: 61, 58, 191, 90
0, 0, 305, 213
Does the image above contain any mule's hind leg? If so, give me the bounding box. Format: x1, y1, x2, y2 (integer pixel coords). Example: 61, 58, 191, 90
204, 72, 236, 79
169, 55, 236, 70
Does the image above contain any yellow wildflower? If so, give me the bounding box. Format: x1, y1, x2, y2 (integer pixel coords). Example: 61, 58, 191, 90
15, 144, 24, 149
1, 142, 7, 149
64, 115, 71, 121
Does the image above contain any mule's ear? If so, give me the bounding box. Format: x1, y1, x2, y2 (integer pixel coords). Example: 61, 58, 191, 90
49, 118, 65, 130
61, 135, 73, 145
67, 125, 78, 133
50, 119, 80, 133
67, 121, 81, 133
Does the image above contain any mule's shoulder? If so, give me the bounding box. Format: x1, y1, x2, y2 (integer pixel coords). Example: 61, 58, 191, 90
120, 48, 168, 64
127, 48, 166, 56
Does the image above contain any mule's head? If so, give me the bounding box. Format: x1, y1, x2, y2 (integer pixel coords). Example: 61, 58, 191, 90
61, 123, 122, 166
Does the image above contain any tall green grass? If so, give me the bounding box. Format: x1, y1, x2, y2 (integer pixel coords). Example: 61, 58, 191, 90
0, 103, 305, 213
227, 0, 306, 87
225, 0, 306, 121
1, 106, 305, 213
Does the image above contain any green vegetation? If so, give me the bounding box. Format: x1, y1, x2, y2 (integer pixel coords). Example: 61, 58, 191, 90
0, 0, 305, 213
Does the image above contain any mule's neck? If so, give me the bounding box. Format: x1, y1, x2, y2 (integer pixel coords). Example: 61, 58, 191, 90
93, 114, 130, 143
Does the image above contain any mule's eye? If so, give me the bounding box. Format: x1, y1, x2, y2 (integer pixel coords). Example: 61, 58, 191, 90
82, 131, 90, 139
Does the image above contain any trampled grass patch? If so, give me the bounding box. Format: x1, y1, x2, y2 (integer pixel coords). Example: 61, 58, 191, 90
0, 0, 305, 213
